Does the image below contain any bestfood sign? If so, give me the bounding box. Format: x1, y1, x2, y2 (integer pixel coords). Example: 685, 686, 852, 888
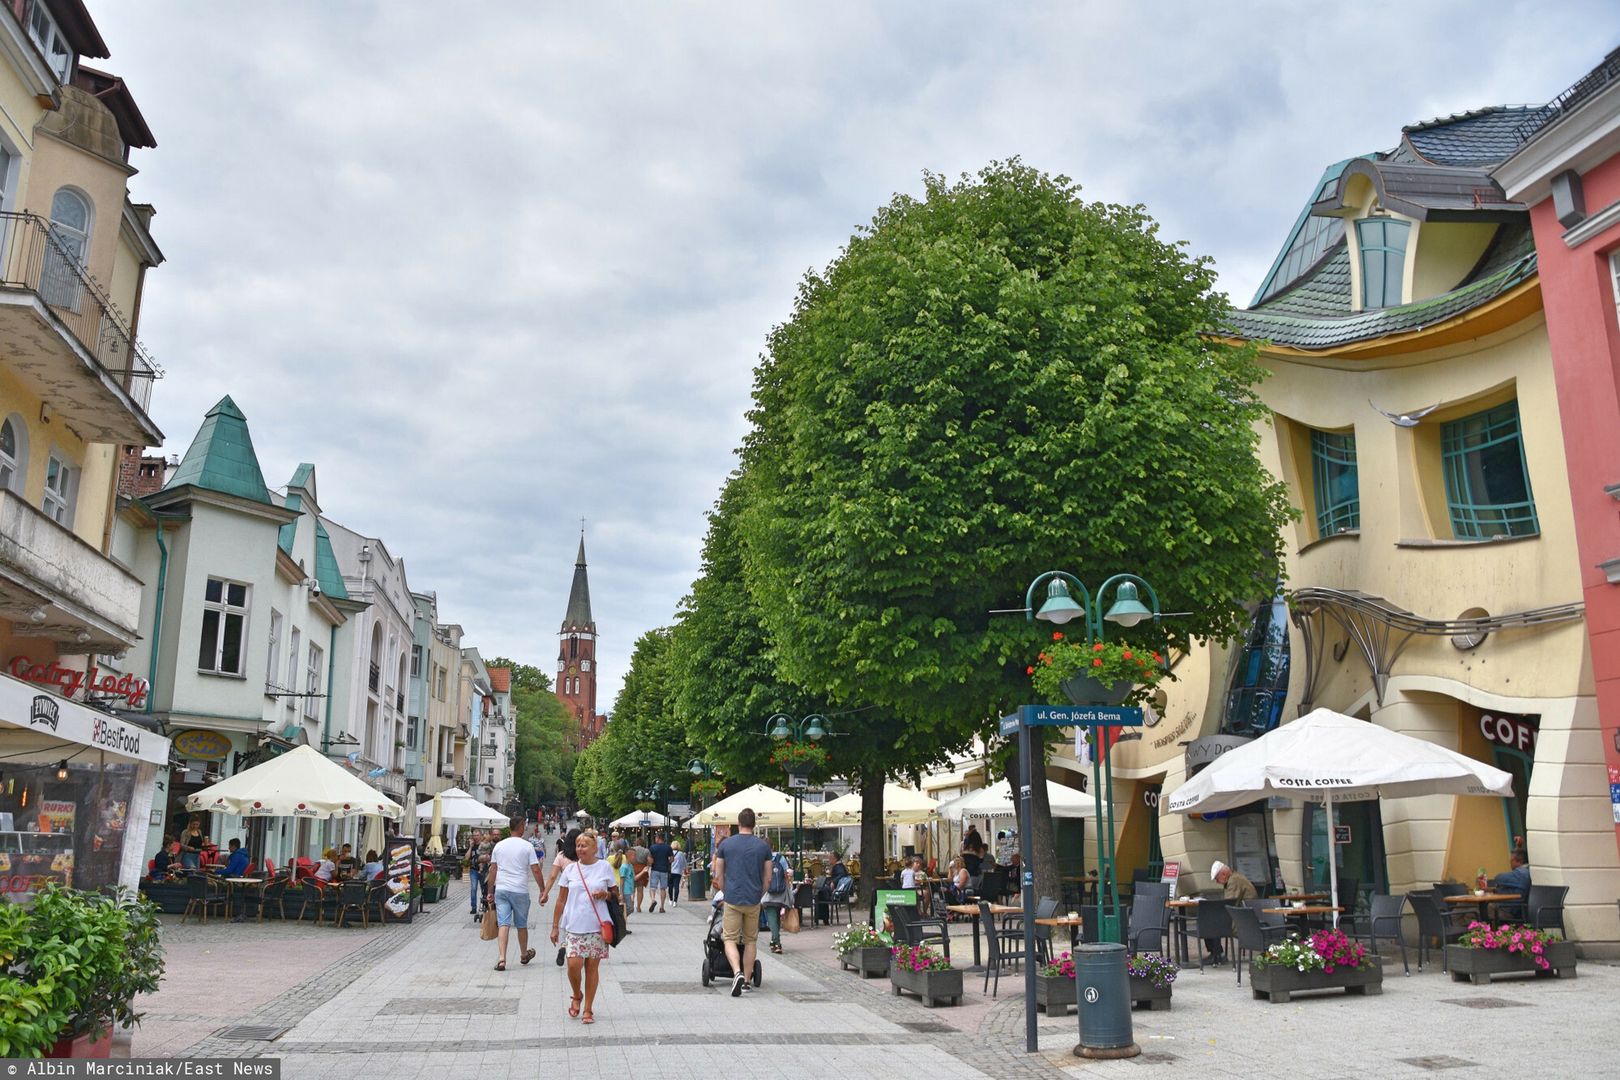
0, 670, 169, 766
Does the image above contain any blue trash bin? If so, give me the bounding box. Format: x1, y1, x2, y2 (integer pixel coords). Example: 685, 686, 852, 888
1074, 942, 1139, 1059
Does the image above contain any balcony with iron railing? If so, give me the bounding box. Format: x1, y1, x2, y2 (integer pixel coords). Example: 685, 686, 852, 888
368, 662, 380, 693
0, 211, 161, 445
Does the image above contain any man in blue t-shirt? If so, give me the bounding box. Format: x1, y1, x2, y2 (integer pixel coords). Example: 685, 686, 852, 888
714, 808, 773, 998
648, 833, 675, 913
221, 838, 250, 877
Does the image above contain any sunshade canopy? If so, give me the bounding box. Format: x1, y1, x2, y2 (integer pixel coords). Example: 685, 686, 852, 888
609, 810, 672, 828
1165, 708, 1514, 815
935, 778, 1096, 820
414, 787, 509, 827
809, 783, 939, 826
186, 744, 402, 819
692, 783, 803, 827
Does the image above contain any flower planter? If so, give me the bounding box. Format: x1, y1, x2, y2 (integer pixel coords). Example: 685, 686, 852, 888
889, 965, 963, 1007
422, 884, 444, 904
841, 946, 891, 979
1446, 941, 1577, 985
1128, 974, 1172, 1011
1249, 960, 1382, 1004
1061, 675, 1133, 707
1035, 973, 1077, 1016
46, 1029, 113, 1059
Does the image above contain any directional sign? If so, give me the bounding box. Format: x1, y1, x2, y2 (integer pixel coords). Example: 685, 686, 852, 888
1000, 713, 1022, 736
1020, 704, 1143, 727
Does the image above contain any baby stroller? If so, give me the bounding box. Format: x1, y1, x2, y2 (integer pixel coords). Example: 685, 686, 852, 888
700, 893, 762, 989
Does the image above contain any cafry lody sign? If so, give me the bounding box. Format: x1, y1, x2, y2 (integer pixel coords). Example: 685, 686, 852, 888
0, 670, 169, 766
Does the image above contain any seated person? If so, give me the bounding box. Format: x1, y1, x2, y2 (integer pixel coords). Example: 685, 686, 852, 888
362, 850, 385, 879
946, 860, 972, 904
900, 856, 923, 889
313, 848, 339, 883
150, 836, 175, 880
1203, 860, 1256, 964
336, 843, 358, 877
1492, 848, 1532, 919
827, 853, 851, 887
220, 838, 251, 877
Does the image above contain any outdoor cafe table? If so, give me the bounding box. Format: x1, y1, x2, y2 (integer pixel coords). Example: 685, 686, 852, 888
945, 902, 1020, 969
1165, 898, 1201, 963
1273, 892, 1328, 903
1445, 893, 1522, 920
222, 876, 263, 922
1263, 904, 1342, 929
1035, 914, 1085, 951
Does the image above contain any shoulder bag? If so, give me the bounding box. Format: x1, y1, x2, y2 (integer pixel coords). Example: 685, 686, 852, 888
575, 862, 615, 945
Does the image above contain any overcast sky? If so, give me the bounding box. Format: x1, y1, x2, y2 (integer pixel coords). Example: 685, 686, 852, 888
91, 2, 1618, 706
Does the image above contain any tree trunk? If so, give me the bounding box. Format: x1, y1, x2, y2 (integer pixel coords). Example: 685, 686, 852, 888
858, 767, 885, 923
1003, 734, 1060, 910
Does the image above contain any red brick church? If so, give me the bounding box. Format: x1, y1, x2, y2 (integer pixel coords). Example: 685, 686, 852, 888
557, 534, 607, 749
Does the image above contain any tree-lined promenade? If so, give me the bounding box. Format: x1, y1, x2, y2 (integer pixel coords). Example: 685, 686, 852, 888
576, 160, 1292, 906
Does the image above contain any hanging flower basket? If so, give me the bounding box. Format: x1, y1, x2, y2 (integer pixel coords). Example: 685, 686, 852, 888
690, 778, 724, 798
769, 740, 828, 775
1030, 634, 1166, 707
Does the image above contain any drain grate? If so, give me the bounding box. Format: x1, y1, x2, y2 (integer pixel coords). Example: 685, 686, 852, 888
1138, 1051, 1178, 1063
1440, 997, 1531, 1009
386, 997, 518, 1015
1399, 1056, 1480, 1071
215, 1024, 290, 1042
898, 1021, 954, 1033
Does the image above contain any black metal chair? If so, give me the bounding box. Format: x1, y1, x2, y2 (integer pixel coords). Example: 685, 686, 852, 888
1126, 893, 1168, 953
1032, 896, 1060, 963
299, 880, 336, 925
1527, 884, 1567, 935
1227, 905, 1287, 985
891, 904, 951, 961
980, 900, 1025, 997
335, 880, 372, 928
792, 881, 815, 925
253, 875, 290, 922
1193, 900, 1233, 971
1408, 892, 1466, 971
827, 876, 856, 925
181, 875, 227, 924
1345, 893, 1409, 974
1432, 882, 1468, 899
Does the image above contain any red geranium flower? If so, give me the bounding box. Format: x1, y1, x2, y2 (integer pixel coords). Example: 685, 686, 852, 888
1092, 658, 1104, 668
1052, 631, 1064, 641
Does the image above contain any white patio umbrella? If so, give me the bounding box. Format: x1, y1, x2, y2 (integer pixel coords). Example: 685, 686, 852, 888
362, 813, 385, 858
413, 787, 508, 827
935, 778, 1097, 820
693, 783, 803, 827
809, 783, 940, 825
608, 810, 672, 828
1165, 707, 1514, 924
186, 744, 402, 819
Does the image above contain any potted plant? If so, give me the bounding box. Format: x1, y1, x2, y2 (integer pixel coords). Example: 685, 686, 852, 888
1030, 632, 1167, 706
690, 778, 724, 799
833, 924, 893, 979
1250, 929, 1382, 1004
1446, 922, 1576, 984
1035, 950, 1079, 1015
421, 871, 449, 903
1126, 951, 1177, 1010
889, 943, 962, 1007
769, 740, 828, 776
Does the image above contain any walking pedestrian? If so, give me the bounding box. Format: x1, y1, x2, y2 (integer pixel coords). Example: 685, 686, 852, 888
713, 807, 773, 997
630, 837, 651, 912
541, 826, 582, 967
669, 843, 687, 907
648, 831, 674, 912
551, 829, 617, 1025
467, 829, 487, 917
609, 842, 635, 919
485, 819, 545, 971
762, 848, 792, 954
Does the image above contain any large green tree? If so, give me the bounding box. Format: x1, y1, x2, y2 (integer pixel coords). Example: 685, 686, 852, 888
740, 160, 1294, 903
572, 629, 692, 818
491, 658, 575, 808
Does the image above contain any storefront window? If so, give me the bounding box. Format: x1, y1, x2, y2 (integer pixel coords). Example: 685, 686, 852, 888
1478, 712, 1536, 846
1221, 595, 1291, 737
1302, 800, 1387, 909
0, 760, 137, 901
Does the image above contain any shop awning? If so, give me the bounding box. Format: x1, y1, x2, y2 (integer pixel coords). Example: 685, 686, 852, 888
0, 673, 169, 766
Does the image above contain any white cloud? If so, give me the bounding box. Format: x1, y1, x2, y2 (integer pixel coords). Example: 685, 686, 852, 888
89, 0, 1620, 704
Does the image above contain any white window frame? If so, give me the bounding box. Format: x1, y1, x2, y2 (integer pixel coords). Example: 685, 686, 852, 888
41, 449, 76, 525
1609, 252, 1620, 329
43, 187, 91, 311
304, 642, 323, 720
581, 659, 591, 672
198, 577, 250, 676
26, 2, 71, 83
410, 644, 422, 679
286, 627, 301, 709
266, 609, 283, 692
0, 413, 26, 494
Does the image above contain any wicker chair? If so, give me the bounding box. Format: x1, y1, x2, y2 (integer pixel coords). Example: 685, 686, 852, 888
181, 874, 227, 924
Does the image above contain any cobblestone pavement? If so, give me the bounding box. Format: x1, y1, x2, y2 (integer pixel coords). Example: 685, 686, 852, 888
138, 878, 1620, 1079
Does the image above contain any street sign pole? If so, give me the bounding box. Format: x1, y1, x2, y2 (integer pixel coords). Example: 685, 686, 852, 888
1006, 711, 1038, 1054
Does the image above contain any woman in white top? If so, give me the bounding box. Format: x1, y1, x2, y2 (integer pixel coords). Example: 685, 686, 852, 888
550, 829, 618, 1025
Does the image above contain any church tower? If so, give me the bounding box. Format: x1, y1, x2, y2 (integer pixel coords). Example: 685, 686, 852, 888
557, 533, 601, 744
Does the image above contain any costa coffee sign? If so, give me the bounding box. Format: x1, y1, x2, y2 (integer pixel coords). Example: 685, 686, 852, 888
1479, 712, 1538, 754
9, 656, 149, 709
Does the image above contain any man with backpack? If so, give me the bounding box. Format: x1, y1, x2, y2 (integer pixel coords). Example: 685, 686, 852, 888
762, 848, 793, 954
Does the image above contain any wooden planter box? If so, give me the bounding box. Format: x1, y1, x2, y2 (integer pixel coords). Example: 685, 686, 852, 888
1128, 974, 1173, 1011
1250, 960, 1382, 1003
1446, 941, 1577, 985
47, 1029, 113, 1059
890, 965, 963, 1007
840, 947, 890, 979
1035, 974, 1077, 1015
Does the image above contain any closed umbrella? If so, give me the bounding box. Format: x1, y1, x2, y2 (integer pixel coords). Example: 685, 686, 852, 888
1165, 707, 1514, 924
425, 793, 445, 856
362, 813, 385, 860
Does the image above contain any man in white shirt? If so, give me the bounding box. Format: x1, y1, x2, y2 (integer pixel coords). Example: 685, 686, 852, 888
485, 819, 546, 971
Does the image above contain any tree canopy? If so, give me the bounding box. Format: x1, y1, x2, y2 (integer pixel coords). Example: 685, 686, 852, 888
490, 658, 575, 807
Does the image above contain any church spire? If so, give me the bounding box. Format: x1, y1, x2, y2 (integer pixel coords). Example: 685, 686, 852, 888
561, 532, 595, 633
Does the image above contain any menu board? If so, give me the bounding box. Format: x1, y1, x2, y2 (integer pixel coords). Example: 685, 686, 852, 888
381, 835, 417, 923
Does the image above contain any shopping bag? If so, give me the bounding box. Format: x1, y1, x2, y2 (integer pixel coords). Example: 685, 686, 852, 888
784, 907, 801, 934
479, 907, 498, 941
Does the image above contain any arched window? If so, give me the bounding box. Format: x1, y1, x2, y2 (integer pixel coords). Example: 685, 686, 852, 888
0, 414, 26, 493
43, 188, 91, 310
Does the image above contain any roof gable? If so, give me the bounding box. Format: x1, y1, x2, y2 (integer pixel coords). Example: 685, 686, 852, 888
162, 395, 273, 505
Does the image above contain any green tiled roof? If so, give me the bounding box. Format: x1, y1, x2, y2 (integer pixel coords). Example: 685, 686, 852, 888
162, 396, 273, 505
1228, 224, 1536, 350
312, 520, 350, 601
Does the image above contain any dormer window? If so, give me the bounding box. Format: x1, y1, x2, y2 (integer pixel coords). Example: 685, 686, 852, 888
1357, 217, 1410, 308
27, 2, 71, 83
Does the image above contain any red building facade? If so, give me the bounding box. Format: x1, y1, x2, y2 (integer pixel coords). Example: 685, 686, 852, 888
1496, 49, 1620, 857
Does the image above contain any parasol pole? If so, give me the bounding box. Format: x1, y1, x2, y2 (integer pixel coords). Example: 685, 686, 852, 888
1326, 789, 1340, 929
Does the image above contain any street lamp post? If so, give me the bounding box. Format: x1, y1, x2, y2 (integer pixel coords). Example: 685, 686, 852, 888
763, 712, 831, 879
1012, 570, 1161, 1059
